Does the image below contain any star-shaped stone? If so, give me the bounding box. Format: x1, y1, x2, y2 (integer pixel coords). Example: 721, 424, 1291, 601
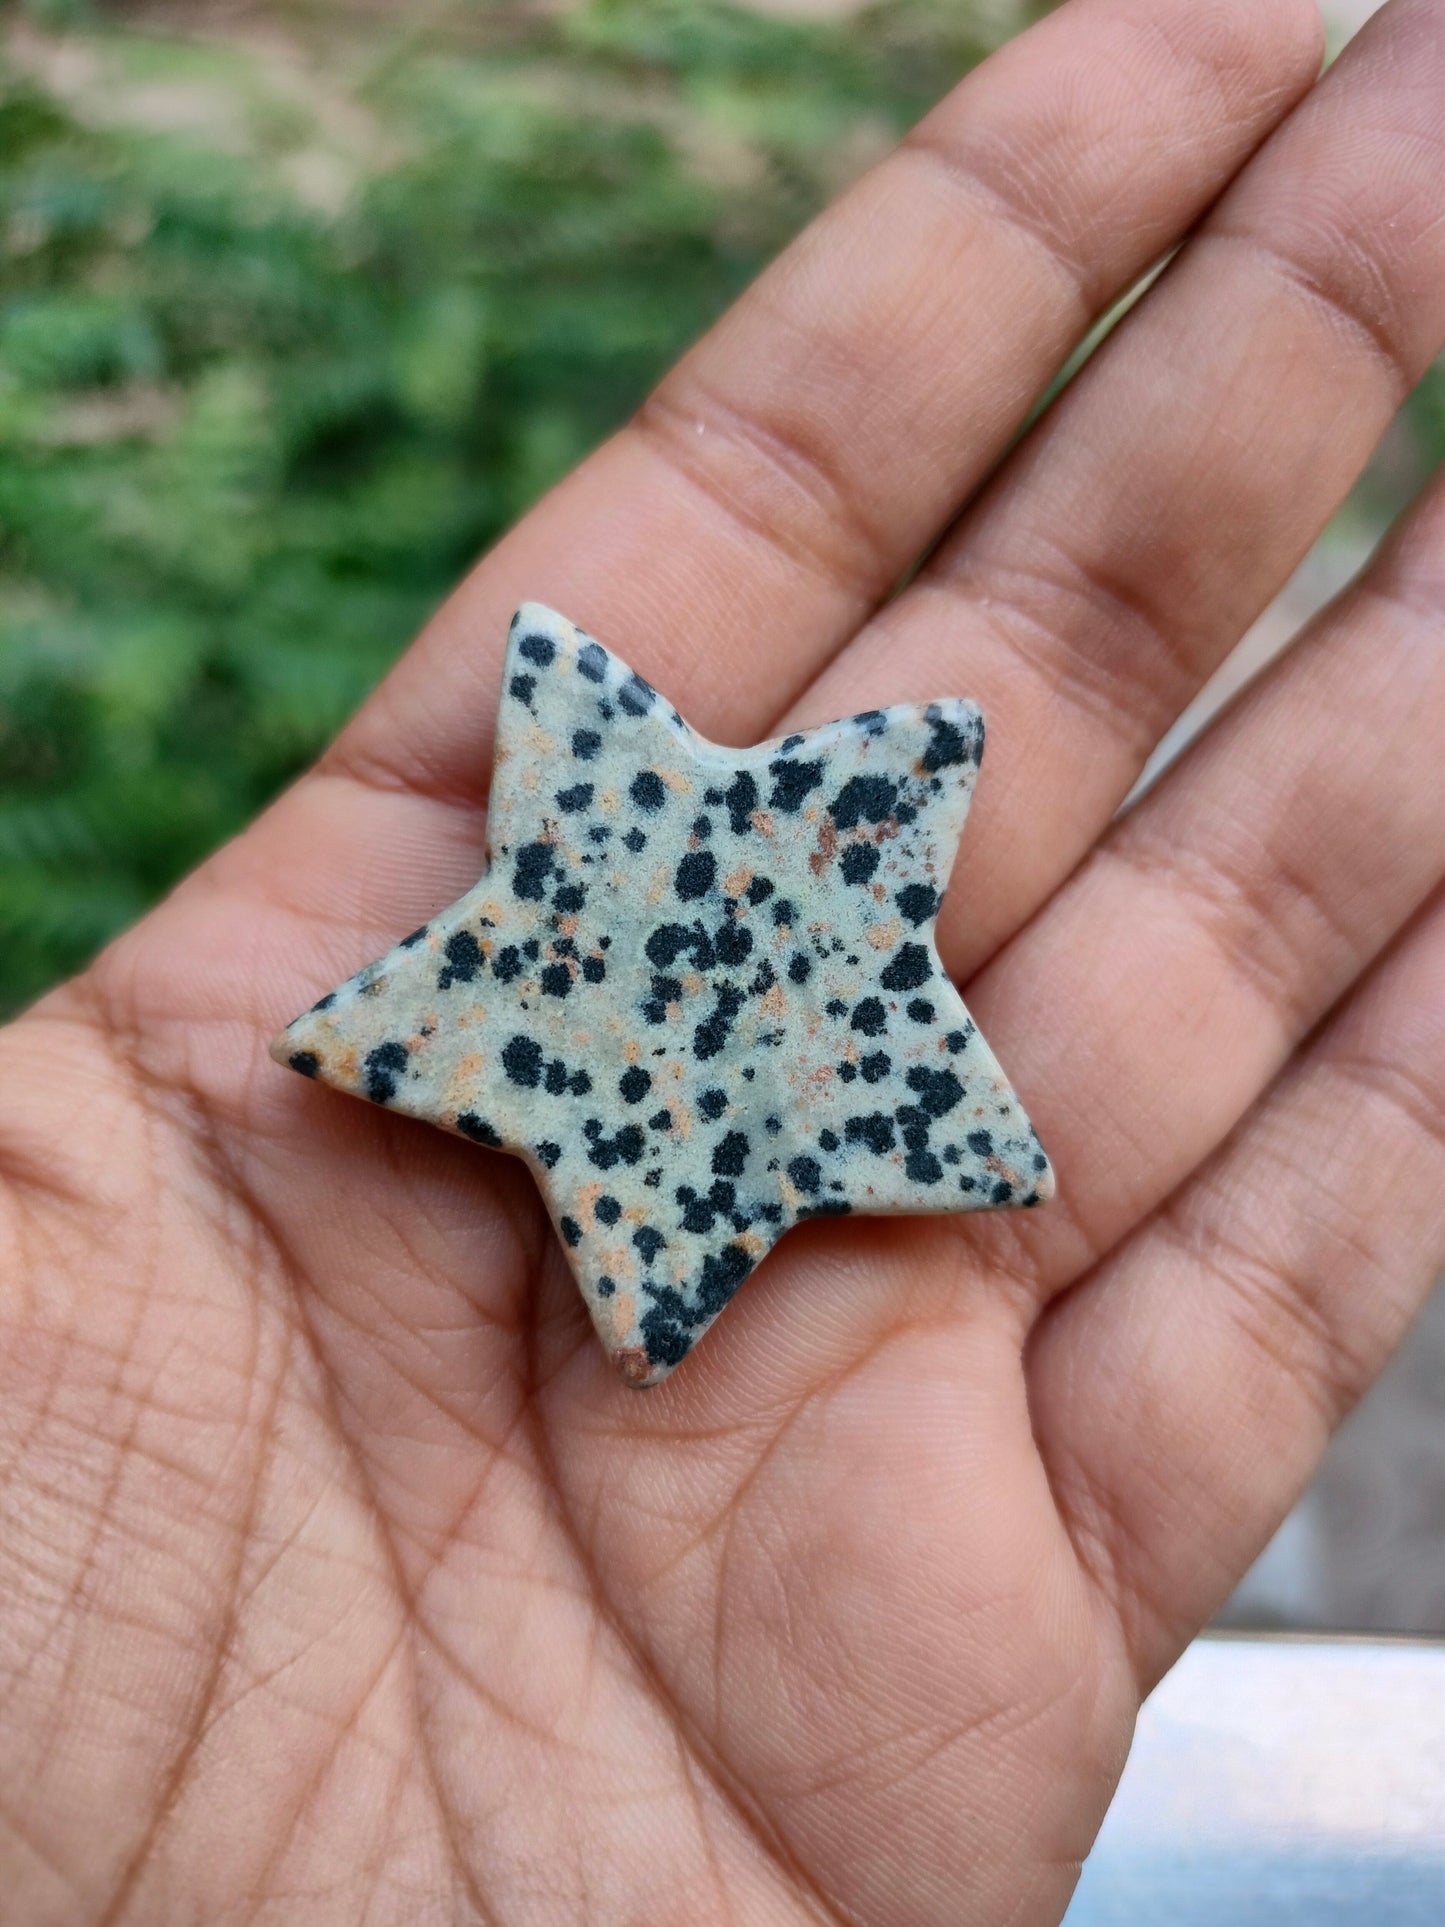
272, 603, 1053, 1385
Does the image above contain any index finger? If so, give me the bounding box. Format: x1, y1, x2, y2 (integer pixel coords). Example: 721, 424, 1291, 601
324, 0, 1323, 816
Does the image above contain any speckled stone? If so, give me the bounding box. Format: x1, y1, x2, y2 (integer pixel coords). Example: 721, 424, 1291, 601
272, 604, 1053, 1385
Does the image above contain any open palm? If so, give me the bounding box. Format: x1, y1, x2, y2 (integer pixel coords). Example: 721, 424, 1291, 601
5, 3, 1445, 1921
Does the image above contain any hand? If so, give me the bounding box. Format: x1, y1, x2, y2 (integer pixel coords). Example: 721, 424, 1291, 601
4, 3, 1444, 1921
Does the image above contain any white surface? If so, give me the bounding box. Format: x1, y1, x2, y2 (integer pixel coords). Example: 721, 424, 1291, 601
1066, 1638, 1445, 1925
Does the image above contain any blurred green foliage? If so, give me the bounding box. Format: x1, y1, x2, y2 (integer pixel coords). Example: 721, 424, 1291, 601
1, 2, 1440, 1016
0, 0, 1022, 1013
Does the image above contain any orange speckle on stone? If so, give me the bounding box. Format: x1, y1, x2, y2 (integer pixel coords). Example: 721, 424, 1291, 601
760, 980, 787, 1020
724, 864, 753, 897
658, 766, 692, 794
612, 1346, 653, 1387
624, 1039, 640, 1063
600, 787, 619, 812
866, 918, 902, 952
750, 808, 775, 838
576, 1182, 603, 1231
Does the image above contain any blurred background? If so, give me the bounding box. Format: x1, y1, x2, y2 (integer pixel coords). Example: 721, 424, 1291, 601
1, 0, 1439, 1635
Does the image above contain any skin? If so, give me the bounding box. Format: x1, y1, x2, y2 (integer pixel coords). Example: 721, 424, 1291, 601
2, 0, 1444, 1920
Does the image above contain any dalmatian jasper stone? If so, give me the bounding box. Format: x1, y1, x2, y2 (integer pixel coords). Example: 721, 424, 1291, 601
272, 603, 1053, 1386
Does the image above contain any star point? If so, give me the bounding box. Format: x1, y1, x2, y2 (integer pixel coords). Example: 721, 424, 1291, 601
273, 603, 1052, 1386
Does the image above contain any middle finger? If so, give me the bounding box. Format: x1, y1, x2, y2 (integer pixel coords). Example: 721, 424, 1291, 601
790, 0, 1445, 977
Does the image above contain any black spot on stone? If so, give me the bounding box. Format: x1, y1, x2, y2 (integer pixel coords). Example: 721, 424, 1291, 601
830, 774, 899, 830
509, 673, 535, 705
692, 814, 712, 839
907, 999, 935, 1023
619, 1065, 651, 1104
798, 1199, 853, 1219
906, 1066, 964, 1117
1034, 1153, 1049, 1173
438, 929, 483, 990
288, 1051, 319, 1077
819, 1128, 840, 1152
645, 923, 694, 970
631, 770, 666, 812
597, 1275, 616, 1297
772, 898, 796, 928
861, 1051, 891, 1084
364, 1041, 409, 1104
711, 1130, 750, 1177
840, 843, 880, 885
845, 1112, 896, 1155
633, 1226, 666, 1265
310, 992, 335, 1012
544, 1059, 568, 1095
746, 874, 774, 905
906, 1149, 944, 1185
540, 962, 571, 998
518, 632, 554, 668
572, 728, 602, 760
649, 1107, 672, 1131
586, 1125, 647, 1171
992, 1180, 1014, 1204
853, 709, 886, 735
693, 983, 744, 1061
577, 641, 607, 682
400, 927, 428, 949
698, 1242, 753, 1315
513, 842, 555, 901
880, 943, 931, 992
768, 757, 824, 813
788, 1156, 821, 1194
720, 770, 759, 835
623, 828, 647, 853
946, 1028, 969, 1052
967, 1130, 994, 1156
535, 1141, 561, 1168
715, 921, 753, 967
457, 1113, 503, 1148
490, 946, 522, 984
675, 850, 716, 900
825, 997, 848, 1018
896, 883, 939, 926
582, 955, 606, 983
618, 673, 656, 716
788, 951, 812, 984
596, 1194, 621, 1226
560, 1216, 582, 1247
922, 707, 978, 772
851, 997, 887, 1036
698, 1089, 728, 1121
641, 1309, 691, 1369
557, 782, 594, 813
502, 1035, 543, 1088
570, 1070, 592, 1096
838, 1062, 858, 1082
